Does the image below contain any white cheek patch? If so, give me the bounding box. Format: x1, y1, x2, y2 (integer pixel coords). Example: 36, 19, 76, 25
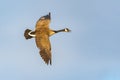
28, 31, 36, 37
65, 28, 68, 32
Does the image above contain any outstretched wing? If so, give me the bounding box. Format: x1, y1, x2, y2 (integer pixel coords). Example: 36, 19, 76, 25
35, 28, 52, 65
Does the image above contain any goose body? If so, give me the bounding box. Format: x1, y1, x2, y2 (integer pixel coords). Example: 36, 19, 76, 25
24, 13, 70, 65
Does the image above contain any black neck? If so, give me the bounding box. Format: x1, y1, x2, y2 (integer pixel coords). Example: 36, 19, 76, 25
54, 29, 65, 33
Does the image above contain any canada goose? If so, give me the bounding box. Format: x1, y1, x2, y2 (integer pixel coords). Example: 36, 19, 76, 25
24, 27, 70, 39
24, 13, 71, 65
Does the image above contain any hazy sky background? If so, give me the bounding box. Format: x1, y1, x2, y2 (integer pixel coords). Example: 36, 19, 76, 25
0, 0, 120, 80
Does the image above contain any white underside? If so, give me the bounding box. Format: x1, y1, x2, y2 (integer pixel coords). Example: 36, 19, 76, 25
28, 31, 36, 37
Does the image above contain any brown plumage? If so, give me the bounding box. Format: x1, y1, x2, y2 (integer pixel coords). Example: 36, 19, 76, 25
35, 13, 51, 65
24, 13, 71, 65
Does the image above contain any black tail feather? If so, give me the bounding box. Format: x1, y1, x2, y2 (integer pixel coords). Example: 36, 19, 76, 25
24, 29, 33, 39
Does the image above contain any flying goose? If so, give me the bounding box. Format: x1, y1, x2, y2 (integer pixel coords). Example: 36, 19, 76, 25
24, 13, 70, 65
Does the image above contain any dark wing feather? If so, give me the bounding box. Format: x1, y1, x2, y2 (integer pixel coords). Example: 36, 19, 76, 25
35, 28, 51, 65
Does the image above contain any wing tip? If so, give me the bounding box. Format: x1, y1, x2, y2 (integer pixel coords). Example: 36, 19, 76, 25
40, 49, 52, 65
44, 59, 52, 65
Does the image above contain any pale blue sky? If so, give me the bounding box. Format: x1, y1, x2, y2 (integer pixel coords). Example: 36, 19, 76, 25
0, 0, 120, 80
